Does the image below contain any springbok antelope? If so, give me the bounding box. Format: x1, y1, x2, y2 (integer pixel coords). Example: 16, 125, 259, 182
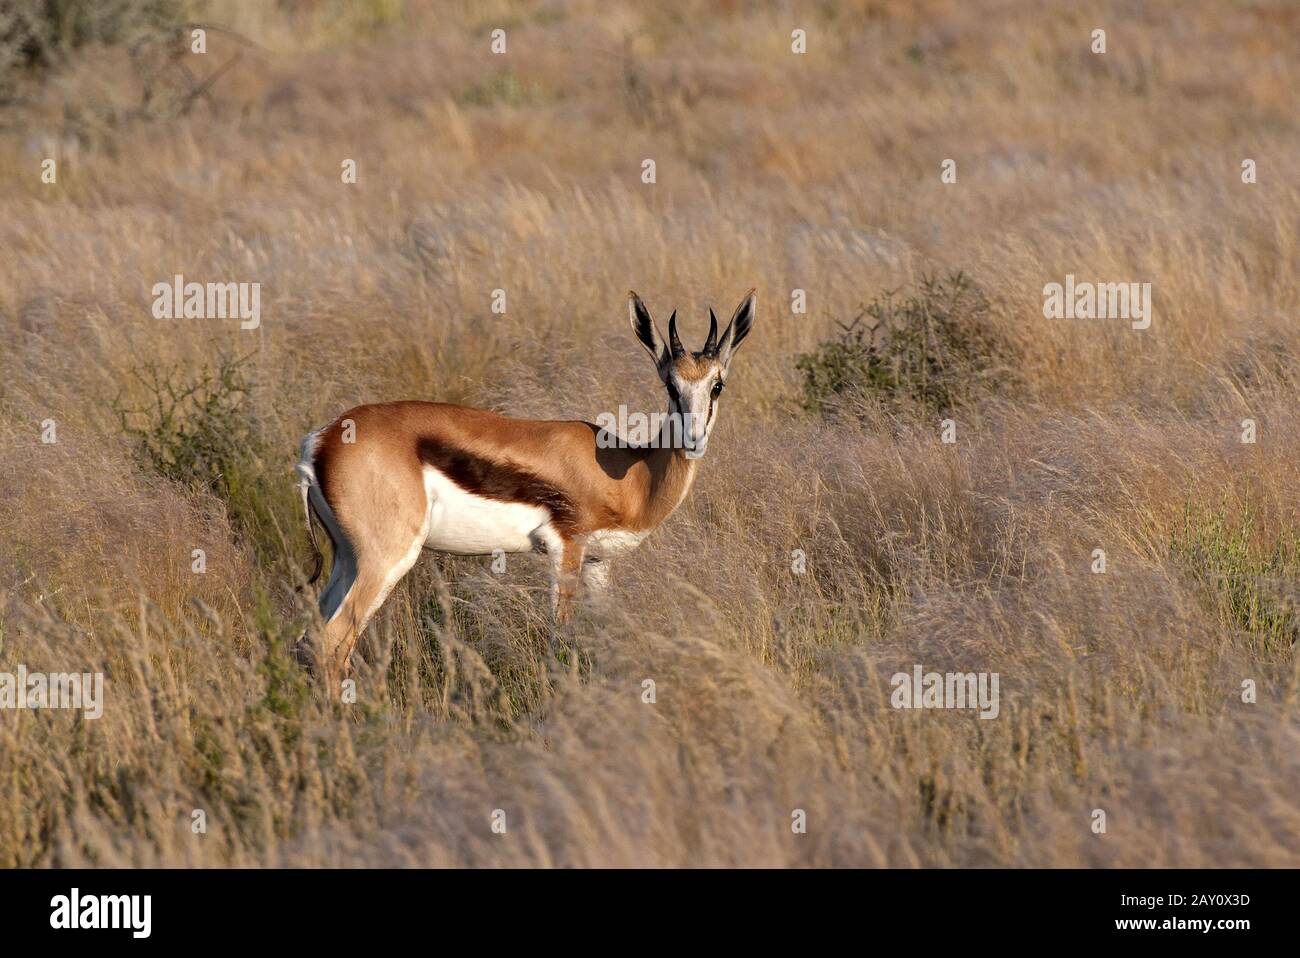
295, 289, 755, 681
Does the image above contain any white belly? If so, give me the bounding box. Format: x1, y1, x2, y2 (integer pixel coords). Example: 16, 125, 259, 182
423, 465, 551, 555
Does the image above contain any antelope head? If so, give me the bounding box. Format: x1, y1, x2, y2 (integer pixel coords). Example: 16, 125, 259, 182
628, 289, 756, 459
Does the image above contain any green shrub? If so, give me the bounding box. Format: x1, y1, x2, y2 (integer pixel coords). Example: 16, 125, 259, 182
111, 353, 293, 566
112, 353, 253, 494
0, 0, 187, 99
796, 272, 1010, 417
457, 67, 543, 108
1169, 496, 1300, 656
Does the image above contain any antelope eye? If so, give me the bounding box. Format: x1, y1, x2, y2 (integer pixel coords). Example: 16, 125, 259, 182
666, 381, 681, 403
711, 380, 725, 398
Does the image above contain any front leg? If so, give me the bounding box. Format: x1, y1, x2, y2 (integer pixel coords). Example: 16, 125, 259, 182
550, 534, 586, 624
582, 556, 611, 594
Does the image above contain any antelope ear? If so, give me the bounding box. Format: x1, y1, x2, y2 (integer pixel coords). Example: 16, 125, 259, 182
716, 289, 756, 369
629, 291, 671, 377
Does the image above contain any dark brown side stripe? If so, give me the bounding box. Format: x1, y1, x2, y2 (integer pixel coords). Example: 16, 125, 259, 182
417, 437, 580, 534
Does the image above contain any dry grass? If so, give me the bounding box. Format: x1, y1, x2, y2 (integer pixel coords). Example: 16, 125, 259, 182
1, 0, 1298, 866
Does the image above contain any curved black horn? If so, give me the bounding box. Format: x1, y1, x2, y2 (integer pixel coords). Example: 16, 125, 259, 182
667, 311, 685, 359
703, 308, 719, 355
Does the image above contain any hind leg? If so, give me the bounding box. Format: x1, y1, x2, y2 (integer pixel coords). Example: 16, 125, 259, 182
308, 465, 432, 692
319, 531, 425, 691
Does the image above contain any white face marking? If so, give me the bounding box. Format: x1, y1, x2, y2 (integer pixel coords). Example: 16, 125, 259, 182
668, 364, 724, 459
423, 465, 551, 555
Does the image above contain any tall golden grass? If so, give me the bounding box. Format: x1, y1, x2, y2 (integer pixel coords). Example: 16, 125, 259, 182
0, 0, 1297, 866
